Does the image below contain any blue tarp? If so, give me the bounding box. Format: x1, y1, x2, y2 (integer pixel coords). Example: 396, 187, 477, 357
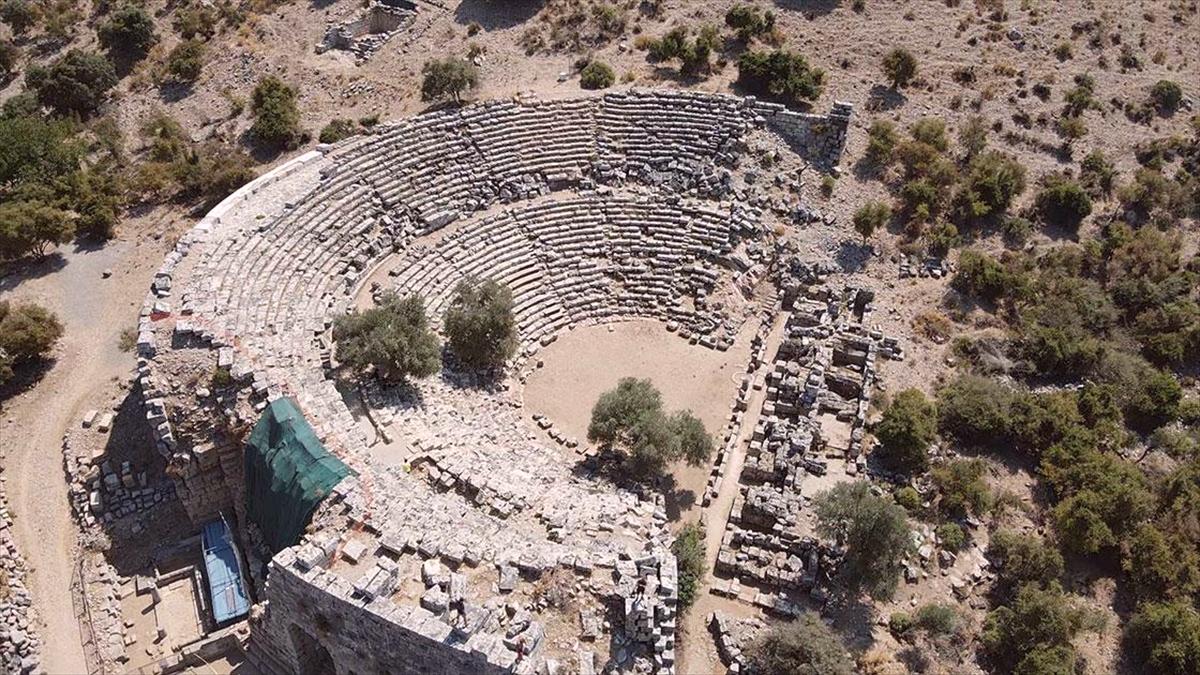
201, 519, 251, 624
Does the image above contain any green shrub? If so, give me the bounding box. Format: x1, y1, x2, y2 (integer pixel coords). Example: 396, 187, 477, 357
26, 50, 118, 117
987, 530, 1063, 596
936, 375, 1016, 446
952, 249, 1024, 302
935, 523, 966, 552
724, 4, 775, 42
915, 603, 960, 636
888, 612, 913, 636
672, 522, 705, 610
1122, 523, 1200, 603
588, 378, 714, 478
0, 200, 73, 260
954, 150, 1026, 222
736, 49, 824, 105
931, 459, 991, 517
1150, 80, 1184, 114
579, 60, 615, 89
893, 486, 922, 513
318, 118, 357, 144
0, 0, 38, 35
173, 2, 219, 39
748, 613, 855, 675
1034, 175, 1092, 231
864, 119, 898, 165
0, 40, 19, 80
166, 39, 206, 83
250, 75, 301, 147
98, 5, 157, 59
420, 57, 478, 103
958, 114, 988, 159
982, 584, 1090, 674
443, 278, 518, 371
332, 292, 441, 383
881, 47, 917, 88
1125, 601, 1200, 675
873, 388, 936, 474
814, 481, 914, 600
852, 201, 889, 243
0, 301, 63, 385
1080, 150, 1116, 194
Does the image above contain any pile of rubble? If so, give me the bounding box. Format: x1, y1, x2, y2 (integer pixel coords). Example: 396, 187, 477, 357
0, 467, 40, 675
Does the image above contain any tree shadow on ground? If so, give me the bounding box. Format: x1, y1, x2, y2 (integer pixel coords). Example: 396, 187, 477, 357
158, 81, 195, 104
0, 252, 67, 293
453, 0, 542, 30
834, 240, 871, 273
90, 387, 202, 578
570, 448, 696, 519
0, 357, 56, 406
865, 83, 906, 112
771, 0, 842, 18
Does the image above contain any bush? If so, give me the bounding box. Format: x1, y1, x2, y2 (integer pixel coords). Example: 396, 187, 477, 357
986, 530, 1064, 596
0, 40, 19, 80
98, 5, 157, 59
587, 378, 714, 478
958, 114, 988, 159
647, 25, 718, 76
882, 48, 917, 88
1080, 150, 1116, 195
0, 0, 38, 35
748, 613, 855, 675
250, 75, 301, 147
865, 119, 898, 165
1122, 523, 1200, 603
888, 612, 913, 636
318, 118, 357, 144
0, 301, 63, 384
579, 60, 615, 89
936, 375, 1016, 446
420, 57, 478, 104
814, 481, 913, 600
166, 39, 206, 83
443, 278, 517, 371
1150, 80, 1184, 114
931, 459, 991, 517
852, 201, 889, 244
1034, 175, 1092, 231
935, 522, 966, 552
26, 50, 118, 117
0, 200, 73, 260
332, 292, 440, 383
671, 522, 704, 610
724, 4, 775, 42
982, 584, 1090, 674
173, 2, 218, 39
736, 49, 824, 105
873, 388, 936, 474
915, 603, 960, 636
952, 249, 1024, 303
954, 150, 1026, 221
893, 486, 922, 513
1125, 601, 1200, 675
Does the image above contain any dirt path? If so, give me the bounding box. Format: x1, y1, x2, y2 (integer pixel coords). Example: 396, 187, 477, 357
1, 240, 155, 673
676, 310, 792, 674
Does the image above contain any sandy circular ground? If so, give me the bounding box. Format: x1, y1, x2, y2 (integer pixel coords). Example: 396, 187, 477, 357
522, 319, 757, 523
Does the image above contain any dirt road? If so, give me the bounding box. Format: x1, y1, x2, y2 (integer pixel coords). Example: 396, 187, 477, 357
1, 240, 154, 673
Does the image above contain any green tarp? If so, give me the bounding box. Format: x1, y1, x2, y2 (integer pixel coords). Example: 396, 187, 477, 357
244, 398, 355, 553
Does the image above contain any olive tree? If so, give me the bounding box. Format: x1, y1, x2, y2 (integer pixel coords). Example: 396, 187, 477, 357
332, 292, 440, 383
443, 277, 518, 372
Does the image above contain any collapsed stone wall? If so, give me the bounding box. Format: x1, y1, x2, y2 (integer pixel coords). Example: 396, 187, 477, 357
250, 546, 516, 675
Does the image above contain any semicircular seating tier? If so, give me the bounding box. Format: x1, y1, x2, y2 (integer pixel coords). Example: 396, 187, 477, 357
137, 89, 851, 674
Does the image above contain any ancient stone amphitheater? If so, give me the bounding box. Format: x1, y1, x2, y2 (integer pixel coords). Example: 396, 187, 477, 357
135, 89, 851, 674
